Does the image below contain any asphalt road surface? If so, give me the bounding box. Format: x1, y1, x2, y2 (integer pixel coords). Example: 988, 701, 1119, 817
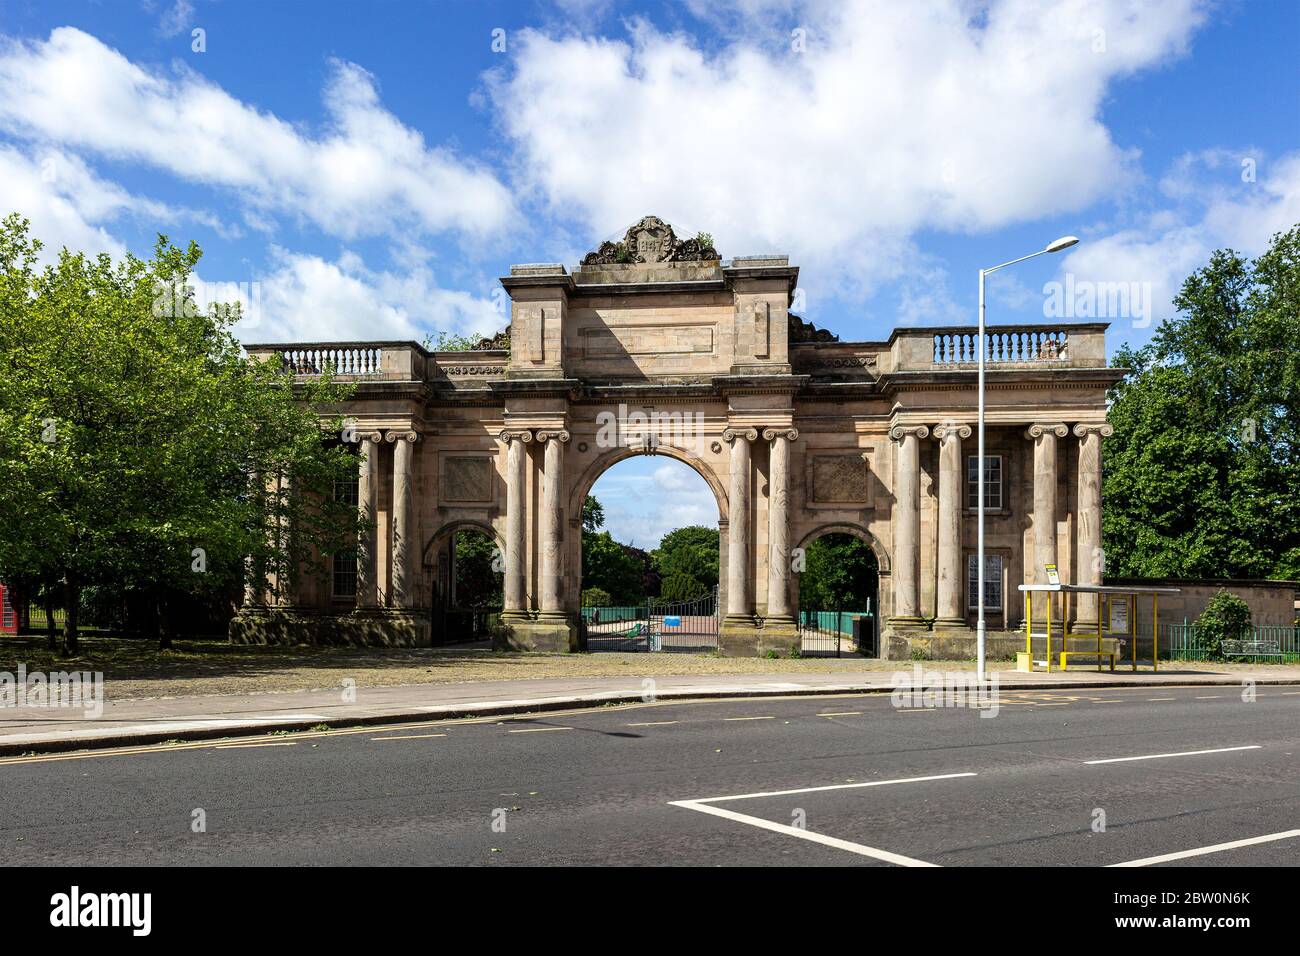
4, 684, 1299, 866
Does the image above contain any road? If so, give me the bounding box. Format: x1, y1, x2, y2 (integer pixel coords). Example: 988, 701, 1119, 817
3, 684, 1299, 866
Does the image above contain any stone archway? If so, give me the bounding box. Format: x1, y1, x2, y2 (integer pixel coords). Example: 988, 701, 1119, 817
236, 214, 1121, 658
569, 445, 729, 640
793, 524, 885, 657
423, 520, 504, 644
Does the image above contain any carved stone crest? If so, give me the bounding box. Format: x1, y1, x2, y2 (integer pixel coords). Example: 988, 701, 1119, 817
582, 216, 720, 265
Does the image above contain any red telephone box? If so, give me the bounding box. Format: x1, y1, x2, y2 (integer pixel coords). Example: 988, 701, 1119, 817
0, 582, 17, 635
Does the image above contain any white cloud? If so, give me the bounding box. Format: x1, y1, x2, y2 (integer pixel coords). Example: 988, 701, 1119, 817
234, 247, 503, 344
157, 0, 195, 38
0, 143, 230, 260
1053, 150, 1300, 339
487, 0, 1208, 299
0, 28, 517, 242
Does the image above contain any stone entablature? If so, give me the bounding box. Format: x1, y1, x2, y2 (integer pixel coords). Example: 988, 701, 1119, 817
235, 216, 1125, 655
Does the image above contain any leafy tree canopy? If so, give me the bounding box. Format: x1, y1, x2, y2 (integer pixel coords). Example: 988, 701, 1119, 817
798, 533, 878, 611
1102, 226, 1300, 580
0, 214, 359, 651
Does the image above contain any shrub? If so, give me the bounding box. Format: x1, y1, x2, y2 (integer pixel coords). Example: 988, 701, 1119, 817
581, 587, 612, 608
1195, 589, 1252, 660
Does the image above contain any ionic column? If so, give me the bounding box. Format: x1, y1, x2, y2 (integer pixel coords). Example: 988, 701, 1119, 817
763, 428, 798, 622
723, 428, 757, 619
1025, 423, 1069, 585
536, 430, 570, 614
386, 430, 420, 608
499, 430, 532, 614
890, 425, 929, 625
1073, 423, 1113, 629
356, 432, 383, 608
933, 423, 971, 627
243, 469, 265, 608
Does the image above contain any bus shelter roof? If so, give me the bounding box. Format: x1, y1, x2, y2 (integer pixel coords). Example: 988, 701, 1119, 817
1017, 583, 1181, 594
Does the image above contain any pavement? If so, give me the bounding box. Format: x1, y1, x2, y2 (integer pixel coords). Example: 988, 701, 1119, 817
4, 684, 1299, 866
2, 661, 1298, 755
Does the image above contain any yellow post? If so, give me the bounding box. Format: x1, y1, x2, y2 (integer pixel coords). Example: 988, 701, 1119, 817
1130, 595, 1136, 671
1024, 591, 1031, 663
1045, 591, 1052, 673
1153, 593, 1159, 673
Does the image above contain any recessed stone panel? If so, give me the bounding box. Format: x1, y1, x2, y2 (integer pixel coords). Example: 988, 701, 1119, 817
811, 454, 868, 503
443, 456, 493, 503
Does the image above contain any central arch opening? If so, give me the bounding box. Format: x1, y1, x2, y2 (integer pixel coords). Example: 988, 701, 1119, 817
576, 453, 723, 652
794, 530, 880, 657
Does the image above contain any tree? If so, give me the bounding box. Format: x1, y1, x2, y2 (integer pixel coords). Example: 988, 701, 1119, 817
581, 495, 605, 534
0, 215, 359, 652
652, 525, 719, 589
452, 529, 503, 610
1103, 227, 1300, 580
657, 573, 705, 603
581, 531, 644, 605
798, 533, 878, 610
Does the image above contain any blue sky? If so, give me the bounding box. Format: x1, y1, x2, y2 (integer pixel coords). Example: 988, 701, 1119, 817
0, 0, 1296, 547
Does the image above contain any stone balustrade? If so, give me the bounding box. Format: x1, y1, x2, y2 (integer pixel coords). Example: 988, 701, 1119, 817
244, 341, 425, 381
890, 322, 1109, 371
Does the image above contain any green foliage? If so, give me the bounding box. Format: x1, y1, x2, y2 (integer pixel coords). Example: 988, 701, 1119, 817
1102, 227, 1300, 579
1194, 589, 1253, 660
452, 529, 503, 610
652, 525, 719, 589
657, 572, 705, 603
798, 533, 878, 610
0, 214, 359, 651
581, 587, 611, 607
581, 495, 605, 534
581, 530, 644, 604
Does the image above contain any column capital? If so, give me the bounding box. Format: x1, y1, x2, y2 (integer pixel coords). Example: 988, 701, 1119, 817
536, 429, 571, 443
497, 429, 534, 444
932, 422, 971, 442
1024, 422, 1069, 440
762, 427, 799, 442
384, 429, 421, 444
889, 424, 930, 442
353, 430, 384, 445
1072, 422, 1114, 439
722, 427, 758, 444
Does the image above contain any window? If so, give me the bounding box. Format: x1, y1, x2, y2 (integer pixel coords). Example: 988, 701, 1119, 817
332, 550, 357, 599
967, 554, 1003, 611
967, 454, 1002, 510
332, 457, 359, 598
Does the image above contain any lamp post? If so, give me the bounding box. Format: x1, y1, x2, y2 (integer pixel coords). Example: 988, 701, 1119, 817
977, 235, 1078, 683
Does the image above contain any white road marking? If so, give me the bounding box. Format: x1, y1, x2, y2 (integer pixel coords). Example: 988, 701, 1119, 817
679, 771, 978, 805
371, 733, 447, 741
1195, 695, 1222, 699
1109, 829, 1300, 867
1147, 697, 1176, 701
627, 720, 678, 727
724, 716, 775, 721
507, 726, 573, 734
671, 800, 939, 867
817, 711, 862, 717
1086, 745, 1261, 765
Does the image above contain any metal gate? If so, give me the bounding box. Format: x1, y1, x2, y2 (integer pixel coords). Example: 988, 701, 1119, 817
583, 586, 718, 653
797, 606, 875, 657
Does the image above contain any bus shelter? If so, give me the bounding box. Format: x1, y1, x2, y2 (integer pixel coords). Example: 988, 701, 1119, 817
1017, 583, 1181, 673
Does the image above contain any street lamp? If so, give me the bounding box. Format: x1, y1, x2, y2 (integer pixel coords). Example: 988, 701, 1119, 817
976, 235, 1078, 683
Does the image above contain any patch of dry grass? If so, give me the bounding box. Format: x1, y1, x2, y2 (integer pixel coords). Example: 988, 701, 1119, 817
0, 634, 931, 700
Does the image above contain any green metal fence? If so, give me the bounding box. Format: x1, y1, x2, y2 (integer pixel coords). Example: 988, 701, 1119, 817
1164, 623, 1300, 662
